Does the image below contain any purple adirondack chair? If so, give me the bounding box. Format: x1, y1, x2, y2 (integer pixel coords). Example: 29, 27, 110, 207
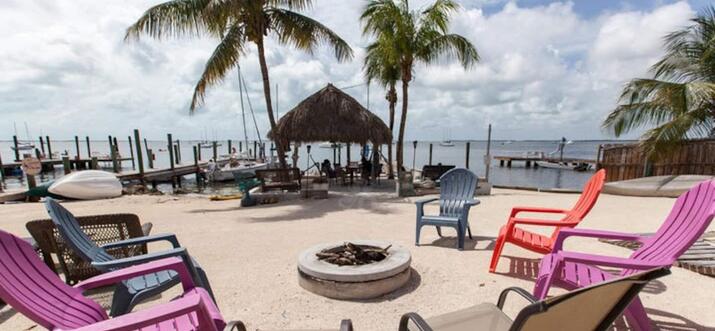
0, 229, 224, 331
533, 179, 715, 331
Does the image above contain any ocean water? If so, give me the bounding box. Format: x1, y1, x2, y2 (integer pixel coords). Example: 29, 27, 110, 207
0, 139, 631, 193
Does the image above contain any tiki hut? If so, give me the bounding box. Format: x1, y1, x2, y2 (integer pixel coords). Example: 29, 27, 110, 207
267, 84, 392, 145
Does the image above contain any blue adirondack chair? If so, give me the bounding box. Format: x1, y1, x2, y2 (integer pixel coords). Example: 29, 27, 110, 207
44, 197, 215, 317
415, 168, 480, 250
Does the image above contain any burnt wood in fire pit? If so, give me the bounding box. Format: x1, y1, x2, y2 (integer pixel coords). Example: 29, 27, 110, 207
316, 242, 391, 266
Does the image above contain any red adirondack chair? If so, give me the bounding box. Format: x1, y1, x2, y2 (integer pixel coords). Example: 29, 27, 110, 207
489, 169, 606, 272
533, 179, 715, 330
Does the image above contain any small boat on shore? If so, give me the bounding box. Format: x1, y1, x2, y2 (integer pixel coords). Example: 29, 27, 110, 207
537, 160, 591, 171
439, 140, 455, 147
206, 162, 268, 182
48, 170, 123, 200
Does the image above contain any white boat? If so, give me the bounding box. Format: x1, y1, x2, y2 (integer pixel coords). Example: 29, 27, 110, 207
48, 170, 123, 200
536, 161, 591, 171
439, 140, 455, 147
11, 142, 35, 151
206, 162, 268, 182
319, 142, 340, 149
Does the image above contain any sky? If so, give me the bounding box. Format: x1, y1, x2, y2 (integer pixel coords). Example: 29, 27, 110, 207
0, 0, 705, 141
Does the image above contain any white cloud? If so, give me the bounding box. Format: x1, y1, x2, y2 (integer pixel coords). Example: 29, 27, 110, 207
0, 0, 698, 142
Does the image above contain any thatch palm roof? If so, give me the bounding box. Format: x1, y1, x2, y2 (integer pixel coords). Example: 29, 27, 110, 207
268, 84, 392, 145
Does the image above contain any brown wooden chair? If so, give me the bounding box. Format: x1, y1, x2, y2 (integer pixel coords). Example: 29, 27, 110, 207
26, 214, 152, 285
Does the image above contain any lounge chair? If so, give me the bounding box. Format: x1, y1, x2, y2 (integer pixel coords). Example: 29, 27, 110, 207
398, 267, 670, 331
533, 179, 715, 331
415, 168, 479, 250
489, 169, 606, 272
26, 213, 153, 284
0, 229, 224, 331
44, 197, 215, 317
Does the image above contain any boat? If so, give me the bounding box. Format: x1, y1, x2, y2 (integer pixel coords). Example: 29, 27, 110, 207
11, 122, 35, 151
536, 160, 592, 171
319, 142, 340, 149
200, 141, 222, 149
205, 162, 268, 182
48, 170, 123, 200
439, 140, 455, 147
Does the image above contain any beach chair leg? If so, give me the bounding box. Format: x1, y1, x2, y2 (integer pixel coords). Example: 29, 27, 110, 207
489, 235, 507, 273
415, 223, 422, 246
456, 226, 465, 250
623, 297, 652, 331
436, 226, 443, 237
467, 224, 473, 239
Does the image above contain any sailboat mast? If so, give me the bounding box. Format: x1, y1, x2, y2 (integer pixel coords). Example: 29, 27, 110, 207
238, 66, 249, 149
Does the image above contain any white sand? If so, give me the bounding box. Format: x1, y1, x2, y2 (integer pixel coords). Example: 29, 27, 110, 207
1, 189, 713, 330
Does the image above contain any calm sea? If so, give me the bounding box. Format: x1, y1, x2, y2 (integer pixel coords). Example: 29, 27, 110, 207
0, 139, 631, 193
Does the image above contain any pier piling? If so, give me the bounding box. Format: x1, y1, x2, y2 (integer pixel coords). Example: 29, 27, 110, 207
74, 136, 80, 160
465, 142, 471, 169
485, 124, 492, 182
228, 140, 232, 154
128, 136, 135, 170
39, 137, 45, 157
45, 136, 52, 160
12, 136, 20, 161
85, 136, 91, 158
213, 141, 218, 161
428, 143, 433, 165
176, 140, 181, 164
168, 134, 175, 170
193, 146, 201, 185
91, 157, 98, 169
134, 129, 145, 182
147, 149, 154, 169
62, 157, 71, 175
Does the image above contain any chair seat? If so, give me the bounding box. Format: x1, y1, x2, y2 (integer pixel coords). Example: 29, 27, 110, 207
501, 224, 553, 254
410, 303, 512, 331
125, 270, 179, 293
538, 253, 615, 290
421, 215, 460, 224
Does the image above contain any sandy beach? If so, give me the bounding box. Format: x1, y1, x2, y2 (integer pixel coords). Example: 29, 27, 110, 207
1, 188, 713, 330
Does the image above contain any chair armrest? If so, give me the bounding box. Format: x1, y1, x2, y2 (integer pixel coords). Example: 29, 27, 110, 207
224, 321, 248, 331
511, 206, 569, 218
415, 197, 439, 207
465, 199, 480, 206
552, 228, 648, 252
510, 218, 578, 227
340, 319, 354, 331
558, 251, 666, 270
496, 287, 538, 309
76, 257, 195, 293
101, 233, 180, 250
399, 312, 433, 331
90, 247, 190, 271
73, 292, 215, 331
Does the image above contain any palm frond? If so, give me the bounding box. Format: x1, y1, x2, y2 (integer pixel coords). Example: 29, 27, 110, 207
418, 33, 479, 68
420, 0, 458, 34
269, 8, 354, 61
190, 23, 247, 112
125, 0, 212, 41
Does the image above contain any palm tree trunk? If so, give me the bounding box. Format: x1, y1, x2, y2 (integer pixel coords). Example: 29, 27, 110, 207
397, 78, 409, 178
256, 38, 287, 168
387, 84, 396, 179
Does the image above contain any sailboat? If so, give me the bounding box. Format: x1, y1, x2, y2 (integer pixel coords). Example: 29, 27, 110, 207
536, 138, 591, 171
439, 130, 455, 147
11, 122, 35, 151
199, 127, 222, 149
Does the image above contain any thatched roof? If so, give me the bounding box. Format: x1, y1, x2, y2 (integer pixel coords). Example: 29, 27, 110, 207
268, 84, 392, 145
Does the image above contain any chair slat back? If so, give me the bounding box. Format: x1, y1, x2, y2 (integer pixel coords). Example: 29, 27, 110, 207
438, 168, 478, 217
0, 230, 107, 330
551, 169, 606, 240
626, 180, 715, 273
513, 268, 670, 331
45, 198, 116, 266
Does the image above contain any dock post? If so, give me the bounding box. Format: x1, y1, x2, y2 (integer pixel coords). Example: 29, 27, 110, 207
35, 148, 42, 160
428, 143, 433, 165
113, 137, 119, 159
338, 144, 342, 164
62, 156, 71, 175
197, 144, 202, 161
85, 136, 91, 158
25, 160, 38, 201
128, 135, 135, 169
111, 144, 119, 173
507, 160, 512, 168
346, 143, 351, 164
253, 141, 258, 159
0, 153, 4, 190
465, 141, 471, 169
499, 160, 504, 167
193, 146, 201, 186
39, 136, 46, 157
108, 135, 113, 153
45, 136, 52, 159
91, 157, 98, 169
168, 134, 175, 170
176, 140, 181, 164
212, 141, 217, 161
147, 149, 154, 168
228, 140, 232, 154
525, 160, 531, 168
239, 141, 243, 152
485, 124, 492, 182
133, 129, 145, 183
12, 136, 20, 161
173, 144, 180, 165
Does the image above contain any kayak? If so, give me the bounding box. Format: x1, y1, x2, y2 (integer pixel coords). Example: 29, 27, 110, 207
48, 170, 123, 200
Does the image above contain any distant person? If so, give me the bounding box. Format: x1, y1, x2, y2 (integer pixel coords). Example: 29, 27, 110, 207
321, 159, 335, 178
229, 148, 240, 167
361, 156, 372, 185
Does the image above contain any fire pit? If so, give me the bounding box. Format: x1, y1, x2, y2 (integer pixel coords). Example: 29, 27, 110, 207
298, 240, 412, 300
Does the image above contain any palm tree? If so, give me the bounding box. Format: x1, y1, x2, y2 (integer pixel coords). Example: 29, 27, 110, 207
126, 0, 354, 167
603, 6, 715, 159
364, 36, 400, 179
361, 0, 479, 188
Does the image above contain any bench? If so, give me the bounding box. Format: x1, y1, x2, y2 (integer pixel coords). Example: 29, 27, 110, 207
421, 164, 456, 181
256, 168, 302, 192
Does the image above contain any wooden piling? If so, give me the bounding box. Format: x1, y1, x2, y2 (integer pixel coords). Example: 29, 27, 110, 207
133, 129, 145, 181
0, 153, 4, 188
113, 137, 119, 156
213, 141, 218, 161
39, 136, 46, 157
239, 141, 243, 152
85, 136, 91, 158
26, 173, 38, 202
228, 140, 232, 154
34, 148, 41, 160
197, 144, 202, 161
253, 141, 258, 158
12, 136, 20, 161
62, 156, 71, 175
429, 143, 433, 165
193, 146, 201, 185
173, 144, 180, 165
167, 134, 175, 170
346, 143, 351, 164
111, 144, 119, 173
485, 124, 492, 182
128, 135, 135, 170
91, 157, 98, 169
45, 136, 52, 159
465, 142, 471, 169
147, 149, 154, 168
175, 140, 181, 164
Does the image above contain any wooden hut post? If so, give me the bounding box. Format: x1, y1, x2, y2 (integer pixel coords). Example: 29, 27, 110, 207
133, 130, 144, 181
128, 135, 135, 169
371, 143, 379, 183
346, 143, 351, 164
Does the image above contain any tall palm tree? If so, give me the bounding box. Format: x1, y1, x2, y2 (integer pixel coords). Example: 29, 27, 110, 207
361, 0, 479, 188
364, 35, 400, 179
126, 0, 354, 167
603, 6, 715, 159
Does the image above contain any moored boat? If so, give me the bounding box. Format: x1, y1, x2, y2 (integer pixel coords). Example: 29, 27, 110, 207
206, 162, 268, 182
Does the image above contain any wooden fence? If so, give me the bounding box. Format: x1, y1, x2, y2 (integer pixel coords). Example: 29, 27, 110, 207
598, 139, 715, 182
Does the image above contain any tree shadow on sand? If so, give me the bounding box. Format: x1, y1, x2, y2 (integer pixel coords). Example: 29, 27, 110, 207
243, 193, 396, 223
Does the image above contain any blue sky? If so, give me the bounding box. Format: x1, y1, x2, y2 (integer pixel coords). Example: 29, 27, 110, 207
0, 1, 706, 141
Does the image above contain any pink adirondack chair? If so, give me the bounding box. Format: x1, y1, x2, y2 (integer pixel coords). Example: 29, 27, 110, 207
533, 179, 715, 331
0, 229, 224, 331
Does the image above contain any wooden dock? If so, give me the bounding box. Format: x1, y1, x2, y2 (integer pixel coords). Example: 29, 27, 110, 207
493, 155, 596, 168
